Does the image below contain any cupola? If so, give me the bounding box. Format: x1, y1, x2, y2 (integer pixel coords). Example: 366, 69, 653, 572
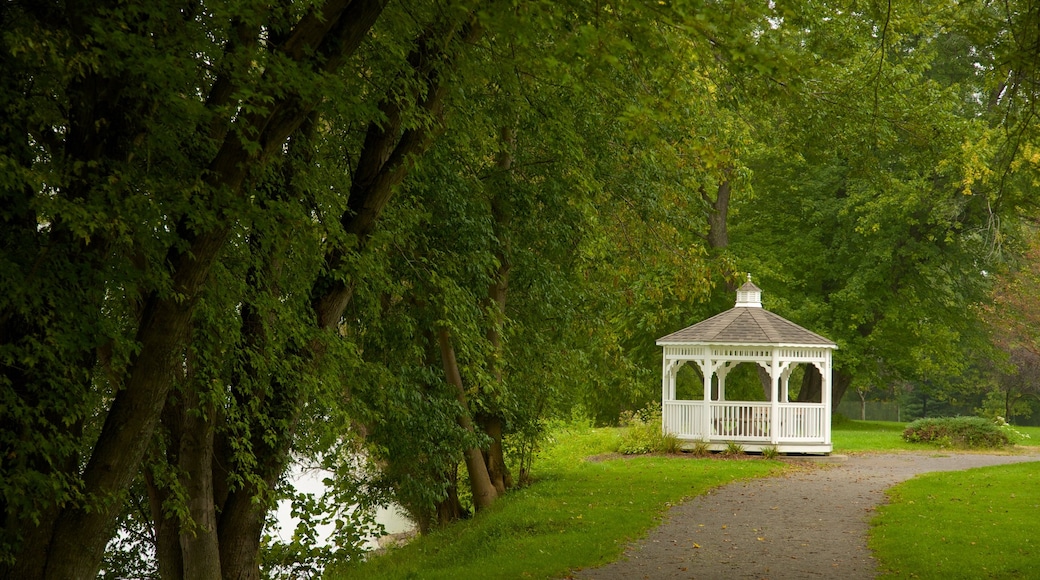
735, 273, 762, 308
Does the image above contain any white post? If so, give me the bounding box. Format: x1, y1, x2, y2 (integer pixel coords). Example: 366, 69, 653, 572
701, 359, 713, 442
661, 354, 670, 436
770, 349, 780, 445
781, 366, 791, 403
822, 351, 832, 446
661, 354, 669, 404
716, 362, 731, 402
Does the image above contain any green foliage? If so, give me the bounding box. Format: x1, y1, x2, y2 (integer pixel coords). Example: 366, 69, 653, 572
723, 441, 746, 456
761, 445, 779, 460
902, 417, 1012, 449
5, 0, 1040, 575
330, 425, 785, 579
615, 403, 681, 455
993, 416, 1032, 446
871, 463, 1040, 579
260, 453, 387, 579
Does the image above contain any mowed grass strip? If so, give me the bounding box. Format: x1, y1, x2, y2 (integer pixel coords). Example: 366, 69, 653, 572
870, 462, 1040, 579
330, 426, 786, 580
832, 418, 1040, 452
831, 418, 918, 452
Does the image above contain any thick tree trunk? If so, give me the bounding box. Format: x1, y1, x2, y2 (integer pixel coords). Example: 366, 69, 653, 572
754, 365, 771, 401
177, 392, 221, 579
2, 2, 390, 578
434, 468, 464, 529
437, 328, 499, 511
209, 14, 472, 580
832, 369, 853, 408
146, 462, 185, 580
217, 485, 271, 580
796, 367, 823, 403
705, 175, 732, 251
216, 371, 299, 580
477, 414, 511, 494
39, 227, 231, 580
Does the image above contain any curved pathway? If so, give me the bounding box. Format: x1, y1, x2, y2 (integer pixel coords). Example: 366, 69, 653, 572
572, 452, 1040, 579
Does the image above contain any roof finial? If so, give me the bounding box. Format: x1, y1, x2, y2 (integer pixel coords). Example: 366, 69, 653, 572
735, 273, 762, 308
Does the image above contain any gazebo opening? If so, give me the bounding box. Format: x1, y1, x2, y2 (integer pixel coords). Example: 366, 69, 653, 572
656, 275, 837, 454
674, 364, 704, 400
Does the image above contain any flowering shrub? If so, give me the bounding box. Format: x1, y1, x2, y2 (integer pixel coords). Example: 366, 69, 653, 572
994, 416, 1032, 445
902, 416, 1013, 448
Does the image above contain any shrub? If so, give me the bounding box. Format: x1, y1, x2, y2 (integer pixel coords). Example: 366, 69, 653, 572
902, 416, 1012, 449
616, 403, 682, 455
723, 441, 745, 455
761, 445, 780, 460
994, 415, 1032, 445
687, 441, 711, 457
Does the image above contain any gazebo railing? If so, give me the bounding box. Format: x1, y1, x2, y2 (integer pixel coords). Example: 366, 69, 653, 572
776, 403, 826, 440
662, 400, 704, 439
711, 401, 770, 440
663, 400, 827, 444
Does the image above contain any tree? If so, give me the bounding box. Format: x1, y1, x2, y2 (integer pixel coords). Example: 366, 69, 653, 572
726, 0, 1022, 408
0, 0, 446, 576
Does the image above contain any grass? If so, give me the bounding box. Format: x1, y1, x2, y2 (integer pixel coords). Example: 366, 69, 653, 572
329, 418, 1040, 579
831, 416, 1040, 453
837, 418, 1040, 578
1012, 424, 1040, 443
329, 424, 786, 579
831, 417, 919, 452
870, 462, 1040, 579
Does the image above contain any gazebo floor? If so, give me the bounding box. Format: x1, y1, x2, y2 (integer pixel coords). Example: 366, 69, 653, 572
678, 438, 832, 455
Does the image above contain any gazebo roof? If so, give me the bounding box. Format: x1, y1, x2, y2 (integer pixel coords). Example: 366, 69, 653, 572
656, 277, 836, 348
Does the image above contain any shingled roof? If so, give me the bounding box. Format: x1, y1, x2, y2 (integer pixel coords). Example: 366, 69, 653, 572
656, 279, 836, 347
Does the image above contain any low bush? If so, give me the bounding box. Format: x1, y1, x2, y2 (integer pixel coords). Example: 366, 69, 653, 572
687, 440, 711, 456
616, 403, 681, 455
902, 416, 1012, 448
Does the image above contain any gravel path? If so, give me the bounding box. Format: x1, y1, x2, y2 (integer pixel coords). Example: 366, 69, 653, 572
570, 452, 1040, 579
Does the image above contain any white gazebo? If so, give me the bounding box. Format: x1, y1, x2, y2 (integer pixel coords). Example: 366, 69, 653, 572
656, 276, 837, 454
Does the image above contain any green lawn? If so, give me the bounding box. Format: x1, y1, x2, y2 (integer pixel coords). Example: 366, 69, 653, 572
832, 417, 919, 452
871, 462, 1040, 579
832, 418, 1040, 452
835, 419, 1040, 579
328, 425, 786, 579
330, 419, 1040, 579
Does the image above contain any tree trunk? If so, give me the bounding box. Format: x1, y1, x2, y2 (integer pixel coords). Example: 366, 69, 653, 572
437, 328, 499, 511
705, 174, 732, 251
209, 14, 475, 580
177, 396, 221, 579
796, 366, 823, 403
757, 365, 773, 401
1, 2, 390, 578
477, 414, 511, 494
832, 370, 853, 408
434, 467, 464, 529
146, 459, 185, 580
479, 125, 516, 495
